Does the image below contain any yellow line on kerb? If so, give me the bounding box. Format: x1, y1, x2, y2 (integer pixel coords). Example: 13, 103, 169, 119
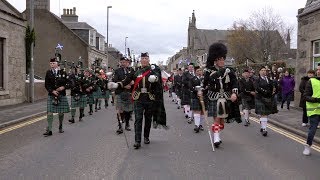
250, 117, 320, 152
0, 115, 47, 135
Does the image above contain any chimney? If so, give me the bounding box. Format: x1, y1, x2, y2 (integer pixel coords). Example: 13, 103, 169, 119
61, 7, 79, 22
26, 0, 50, 11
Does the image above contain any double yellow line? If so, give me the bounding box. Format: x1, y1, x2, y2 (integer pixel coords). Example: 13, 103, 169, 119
0, 115, 47, 135
250, 117, 320, 152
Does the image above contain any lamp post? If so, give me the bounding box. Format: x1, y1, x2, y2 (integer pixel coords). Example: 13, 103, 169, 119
106, 6, 112, 52
29, 0, 34, 103
124, 36, 128, 57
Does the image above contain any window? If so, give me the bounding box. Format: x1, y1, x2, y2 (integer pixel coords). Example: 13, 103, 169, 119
0, 38, 3, 89
89, 30, 96, 46
313, 40, 320, 69
99, 38, 105, 51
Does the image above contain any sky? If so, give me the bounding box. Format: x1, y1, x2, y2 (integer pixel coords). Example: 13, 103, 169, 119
7, 0, 307, 64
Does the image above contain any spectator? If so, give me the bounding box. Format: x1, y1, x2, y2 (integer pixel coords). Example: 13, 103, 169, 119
279, 70, 295, 110
299, 70, 315, 127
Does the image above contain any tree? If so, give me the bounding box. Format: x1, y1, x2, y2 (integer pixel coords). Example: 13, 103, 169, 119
25, 25, 35, 74
227, 7, 294, 65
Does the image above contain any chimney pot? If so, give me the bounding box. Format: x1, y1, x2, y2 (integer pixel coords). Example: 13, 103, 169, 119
73, 7, 76, 15
70, 9, 73, 15
63, 9, 66, 15
67, 9, 70, 15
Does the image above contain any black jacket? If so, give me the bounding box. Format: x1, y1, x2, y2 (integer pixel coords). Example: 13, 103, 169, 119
254, 76, 274, 99
239, 77, 255, 100
190, 76, 203, 99
45, 69, 70, 96
113, 67, 134, 94
299, 76, 310, 108
304, 77, 320, 103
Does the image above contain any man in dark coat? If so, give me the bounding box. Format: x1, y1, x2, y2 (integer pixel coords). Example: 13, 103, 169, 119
43, 57, 70, 136
174, 68, 183, 109
239, 69, 255, 126
299, 70, 315, 127
182, 63, 195, 123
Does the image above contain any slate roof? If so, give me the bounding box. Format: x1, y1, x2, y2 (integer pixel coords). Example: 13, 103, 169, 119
298, 0, 320, 17
194, 29, 229, 51
63, 21, 94, 30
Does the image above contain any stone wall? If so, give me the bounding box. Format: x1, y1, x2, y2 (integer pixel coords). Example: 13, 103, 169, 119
294, 5, 320, 107
88, 48, 108, 68
0, 9, 26, 107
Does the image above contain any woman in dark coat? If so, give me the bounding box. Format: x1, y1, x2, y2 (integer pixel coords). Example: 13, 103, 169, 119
254, 66, 278, 137
299, 70, 315, 127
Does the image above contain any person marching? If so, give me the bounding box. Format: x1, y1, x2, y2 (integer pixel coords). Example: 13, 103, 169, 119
174, 68, 183, 109
84, 69, 95, 115
254, 66, 278, 136
112, 57, 134, 134
68, 65, 88, 123
43, 57, 70, 136
93, 69, 105, 112
239, 69, 255, 126
203, 43, 241, 148
101, 69, 111, 108
190, 66, 205, 133
182, 63, 195, 123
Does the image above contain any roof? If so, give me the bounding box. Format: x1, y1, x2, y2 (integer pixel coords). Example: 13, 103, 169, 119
0, 0, 25, 21
194, 29, 229, 51
298, 0, 320, 17
96, 32, 105, 38
63, 21, 94, 30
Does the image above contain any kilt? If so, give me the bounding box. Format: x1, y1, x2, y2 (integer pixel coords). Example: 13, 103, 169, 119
87, 94, 94, 105
116, 92, 133, 112
207, 100, 218, 117
181, 89, 191, 105
71, 95, 87, 108
93, 87, 104, 99
191, 98, 202, 111
255, 97, 277, 115
207, 99, 241, 122
241, 98, 255, 110
103, 90, 110, 99
47, 95, 70, 113
175, 87, 182, 98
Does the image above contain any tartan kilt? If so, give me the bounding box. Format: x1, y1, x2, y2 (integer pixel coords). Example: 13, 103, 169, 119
207, 100, 218, 117
207, 99, 241, 121
93, 87, 104, 99
175, 87, 182, 98
116, 93, 133, 112
87, 94, 94, 105
255, 97, 276, 115
71, 95, 87, 108
103, 90, 110, 99
47, 95, 70, 113
241, 98, 255, 110
191, 98, 202, 111
181, 90, 191, 105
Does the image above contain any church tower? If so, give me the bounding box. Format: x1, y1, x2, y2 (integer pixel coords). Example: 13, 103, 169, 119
188, 10, 197, 57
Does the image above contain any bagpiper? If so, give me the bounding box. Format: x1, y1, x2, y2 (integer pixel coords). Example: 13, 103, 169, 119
182, 63, 195, 124
112, 57, 134, 134
43, 57, 70, 136
174, 68, 183, 109
84, 69, 95, 115
203, 43, 241, 148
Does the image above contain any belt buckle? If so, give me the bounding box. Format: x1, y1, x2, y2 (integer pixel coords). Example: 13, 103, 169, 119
141, 88, 147, 93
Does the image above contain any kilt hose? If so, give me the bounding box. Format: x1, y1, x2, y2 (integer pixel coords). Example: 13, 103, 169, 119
191, 98, 202, 111
87, 94, 94, 105
133, 100, 154, 143
255, 97, 277, 116
115, 92, 133, 112
71, 95, 87, 108
93, 87, 104, 99
47, 95, 70, 113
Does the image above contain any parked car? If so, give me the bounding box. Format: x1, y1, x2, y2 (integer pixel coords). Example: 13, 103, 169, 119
25, 74, 45, 83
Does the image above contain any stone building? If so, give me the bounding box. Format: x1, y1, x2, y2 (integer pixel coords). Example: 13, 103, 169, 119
105, 44, 123, 69
23, 0, 108, 78
168, 10, 295, 71
295, 0, 320, 106
0, 0, 27, 106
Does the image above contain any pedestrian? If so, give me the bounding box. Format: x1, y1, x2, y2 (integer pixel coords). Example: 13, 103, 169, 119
84, 69, 95, 115
190, 66, 205, 133
239, 69, 255, 126
109, 52, 166, 149
299, 70, 315, 127
68, 66, 88, 123
303, 65, 320, 155
174, 68, 183, 109
279, 69, 295, 110
43, 57, 70, 137
182, 63, 195, 124
254, 66, 278, 137
93, 69, 104, 112
203, 43, 241, 148
112, 57, 134, 134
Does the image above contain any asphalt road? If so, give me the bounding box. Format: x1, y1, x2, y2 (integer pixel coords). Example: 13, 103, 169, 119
0, 95, 320, 180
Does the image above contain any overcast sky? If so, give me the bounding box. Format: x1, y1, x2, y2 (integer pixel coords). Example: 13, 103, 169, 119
8, 0, 307, 64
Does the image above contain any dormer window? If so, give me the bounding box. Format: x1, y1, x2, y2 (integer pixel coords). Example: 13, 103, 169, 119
89, 30, 96, 46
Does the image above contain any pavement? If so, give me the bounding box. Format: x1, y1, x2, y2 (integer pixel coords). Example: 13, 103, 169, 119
0, 97, 319, 144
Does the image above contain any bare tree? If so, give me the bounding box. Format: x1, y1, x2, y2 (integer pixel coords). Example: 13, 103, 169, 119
227, 7, 294, 65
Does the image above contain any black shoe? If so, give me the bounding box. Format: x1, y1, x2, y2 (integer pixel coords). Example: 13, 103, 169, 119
199, 125, 204, 131
59, 129, 64, 133
116, 128, 123, 134
194, 125, 200, 133
185, 115, 189, 119
262, 129, 268, 137
79, 118, 83, 122
144, 137, 150, 144
244, 120, 249, 126
187, 118, 192, 124
177, 106, 180, 109
89, 111, 93, 115
95, 109, 98, 112
260, 128, 263, 132
133, 142, 141, 149
69, 119, 75, 123
43, 131, 52, 137
125, 126, 131, 131
98, 107, 101, 110
214, 141, 221, 148
281, 104, 283, 109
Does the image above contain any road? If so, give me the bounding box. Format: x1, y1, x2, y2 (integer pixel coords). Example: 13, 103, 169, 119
0, 95, 320, 180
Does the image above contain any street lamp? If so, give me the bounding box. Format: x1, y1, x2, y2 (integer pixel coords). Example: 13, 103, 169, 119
125, 36, 128, 57
106, 6, 112, 52
29, 0, 34, 103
